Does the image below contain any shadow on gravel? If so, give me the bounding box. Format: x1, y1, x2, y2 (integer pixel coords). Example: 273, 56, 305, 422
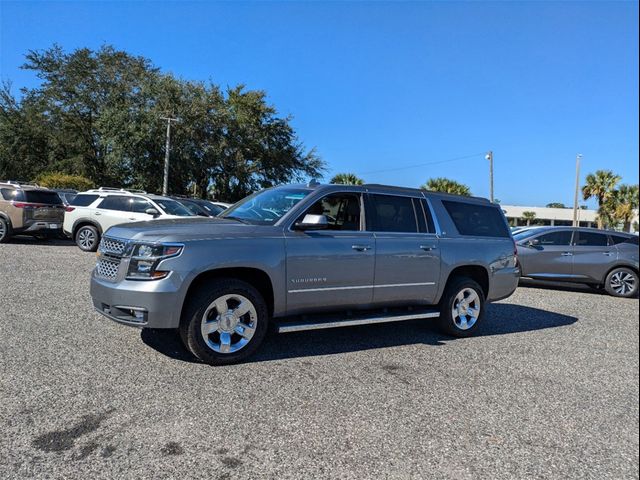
141, 303, 577, 364
6, 235, 75, 247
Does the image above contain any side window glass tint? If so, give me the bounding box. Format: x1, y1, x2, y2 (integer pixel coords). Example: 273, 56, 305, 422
97, 196, 131, 211
1, 188, 17, 201
442, 201, 510, 238
70, 194, 99, 207
369, 194, 418, 233
413, 199, 427, 233
302, 193, 361, 231
420, 199, 436, 233
536, 231, 573, 246
575, 231, 609, 247
131, 198, 153, 213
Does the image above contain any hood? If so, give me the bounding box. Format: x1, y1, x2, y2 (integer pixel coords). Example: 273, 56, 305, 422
104, 217, 279, 243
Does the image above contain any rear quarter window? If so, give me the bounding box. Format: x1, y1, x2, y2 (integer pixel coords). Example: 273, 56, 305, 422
442, 200, 510, 238
70, 194, 100, 207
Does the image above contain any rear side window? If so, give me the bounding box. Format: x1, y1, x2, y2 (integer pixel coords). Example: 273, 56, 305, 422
535, 231, 573, 246
70, 194, 99, 207
1, 188, 18, 200
610, 234, 638, 246
24, 191, 63, 205
369, 194, 418, 233
442, 201, 510, 238
575, 231, 608, 247
97, 196, 131, 211
420, 199, 436, 233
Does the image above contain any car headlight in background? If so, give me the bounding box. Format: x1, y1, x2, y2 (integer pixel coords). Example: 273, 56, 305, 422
126, 243, 183, 280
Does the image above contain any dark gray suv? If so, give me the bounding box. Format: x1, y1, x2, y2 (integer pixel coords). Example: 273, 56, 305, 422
90, 183, 519, 365
515, 227, 639, 297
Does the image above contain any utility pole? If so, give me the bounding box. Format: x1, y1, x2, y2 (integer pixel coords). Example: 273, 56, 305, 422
485, 151, 494, 202
161, 116, 178, 196
572, 154, 583, 227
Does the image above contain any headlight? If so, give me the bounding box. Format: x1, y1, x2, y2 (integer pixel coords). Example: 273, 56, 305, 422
126, 243, 183, 280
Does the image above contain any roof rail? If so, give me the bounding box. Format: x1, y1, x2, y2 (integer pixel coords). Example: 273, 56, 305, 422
85, 187, 148, 194
0, 180, 42, 188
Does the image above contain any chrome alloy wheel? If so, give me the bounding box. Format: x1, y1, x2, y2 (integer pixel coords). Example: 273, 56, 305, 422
609, 271, 637, 296
77, 228, 96, 249
451, 288, 481, 330
200, 294, 258, 354
0, 220, 6, 241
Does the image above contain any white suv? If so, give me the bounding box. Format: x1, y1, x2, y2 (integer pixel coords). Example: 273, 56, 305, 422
63, 188, 195, 251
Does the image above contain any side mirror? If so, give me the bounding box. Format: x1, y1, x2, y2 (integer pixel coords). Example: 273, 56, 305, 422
145, 208, 160, 218
526, 238, 540, 247
294, 214, 329, 230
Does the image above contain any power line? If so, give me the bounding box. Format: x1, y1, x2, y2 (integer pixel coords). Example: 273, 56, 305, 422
359, 152, 486, 175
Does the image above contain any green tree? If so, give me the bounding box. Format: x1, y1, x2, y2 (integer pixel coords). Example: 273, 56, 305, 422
582, 170, 621, 229
421, 177, 471, 196
609, 184, 639, 232
521, 211, 537, 226
546, 202, 566, 208
329, 173, 364, 185
35, 172, 94, 190
0, 45, 325, 202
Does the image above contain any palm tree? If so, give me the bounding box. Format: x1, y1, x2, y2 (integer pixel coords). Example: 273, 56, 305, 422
421, 177, 471, 196
521, 211, 537, 226
612, 184, 639, 232
582, 170, 621, 228
329, 173, 364, 185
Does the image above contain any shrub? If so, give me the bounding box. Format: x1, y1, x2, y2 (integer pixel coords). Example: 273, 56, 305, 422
35, 172, 94, 191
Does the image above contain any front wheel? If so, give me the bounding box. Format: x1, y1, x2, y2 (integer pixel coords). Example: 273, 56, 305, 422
180, 278, 269, 365
604, 267, 638, 298
437, 277, 486, 337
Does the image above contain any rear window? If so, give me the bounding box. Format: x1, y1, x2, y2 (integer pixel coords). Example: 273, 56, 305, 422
442, 200, 510, 238
610, 234, 638, 246
24, 191, 63, 205
154, 199, 194, 217
369, 194, 418, 233
575, 231, 609, 247
70, 194, 99, 207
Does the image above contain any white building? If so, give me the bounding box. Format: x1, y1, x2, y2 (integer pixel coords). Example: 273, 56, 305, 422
501, 205, 597, 228
501, 205, 639, 232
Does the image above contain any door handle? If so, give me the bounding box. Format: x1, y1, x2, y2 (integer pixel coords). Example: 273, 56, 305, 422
420, 245, 438, 251
95, 212, 101, 216
561, 252, 573, 256
352, 245, 372, 252
602, 252, 613, 256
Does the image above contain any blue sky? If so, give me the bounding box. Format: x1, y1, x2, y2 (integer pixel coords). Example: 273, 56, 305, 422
1, 1, 638, 207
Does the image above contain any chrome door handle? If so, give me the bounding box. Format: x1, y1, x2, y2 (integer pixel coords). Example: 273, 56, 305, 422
420, 245, 438, 251
95, 212, 101, 216
352, 245, 371, 252
561, 252, 573, 256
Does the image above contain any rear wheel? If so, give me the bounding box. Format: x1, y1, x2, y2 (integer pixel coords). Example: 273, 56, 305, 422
438, 277, 485, 337
604, 267, 638, 298
180, 278, 269, 365
0, 217, 10, 243
75, 225, 100, 252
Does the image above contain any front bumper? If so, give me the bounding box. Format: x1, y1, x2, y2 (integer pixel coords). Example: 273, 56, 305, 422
90, 274, 184, 329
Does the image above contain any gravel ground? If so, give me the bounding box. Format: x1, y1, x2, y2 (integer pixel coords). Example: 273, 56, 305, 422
1, 238, 638, 480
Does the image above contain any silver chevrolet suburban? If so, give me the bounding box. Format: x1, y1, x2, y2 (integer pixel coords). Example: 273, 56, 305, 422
90, 183, 519, 365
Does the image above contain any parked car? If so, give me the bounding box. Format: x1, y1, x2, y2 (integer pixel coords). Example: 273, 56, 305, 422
0, 181, 65, 243
63, 187, 196, 252
514, 226, 639, 297
90, 182, 519, 365
171, 197, 231, 217
53, 188, 78, 206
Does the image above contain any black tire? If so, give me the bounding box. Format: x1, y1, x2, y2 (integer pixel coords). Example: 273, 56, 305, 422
0, 217, 10, 243
604, 267, 639, 298
180, 278, 269, 365
75, 225, 100, 252
437, 276, 486, 337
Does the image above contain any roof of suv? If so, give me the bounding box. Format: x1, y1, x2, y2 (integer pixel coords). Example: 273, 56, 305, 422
0, 181, 51, 192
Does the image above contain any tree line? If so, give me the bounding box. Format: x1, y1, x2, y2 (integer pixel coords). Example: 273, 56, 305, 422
0, 45, 324, 201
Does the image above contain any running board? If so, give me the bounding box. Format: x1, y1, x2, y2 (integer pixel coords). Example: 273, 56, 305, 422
276, 309, 440, 333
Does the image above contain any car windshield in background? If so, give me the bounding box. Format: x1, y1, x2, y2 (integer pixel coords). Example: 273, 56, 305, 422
513, 229, 545, 241
24, 191, 63, 205
221, 188, 311, 224
154, 199, 195, 216
200, 202, 225, 216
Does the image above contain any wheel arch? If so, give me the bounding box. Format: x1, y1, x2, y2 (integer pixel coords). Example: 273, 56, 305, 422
602, 263, 639, 284
441, 265, 490, 300
72, 218, 103, 238
181, 267, 275, 321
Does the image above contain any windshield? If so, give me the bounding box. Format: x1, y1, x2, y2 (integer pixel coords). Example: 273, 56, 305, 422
513, 229, 543, 241
154, 199, 195, 217
220, 188, 311, 225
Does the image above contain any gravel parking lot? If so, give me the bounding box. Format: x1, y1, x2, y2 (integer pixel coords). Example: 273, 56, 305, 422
1, 238, 638, 480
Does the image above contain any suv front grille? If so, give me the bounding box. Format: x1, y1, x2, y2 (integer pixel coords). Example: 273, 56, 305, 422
95, 257, 120, 280
100, 237, 128, 256
95, 236, 128, 281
